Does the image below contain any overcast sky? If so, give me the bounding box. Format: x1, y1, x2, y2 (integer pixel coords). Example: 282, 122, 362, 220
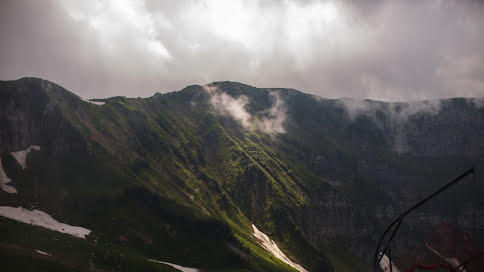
1, 0, 483, 101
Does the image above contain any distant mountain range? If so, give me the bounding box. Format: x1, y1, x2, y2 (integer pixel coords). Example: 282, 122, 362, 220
0, 77, 483, 271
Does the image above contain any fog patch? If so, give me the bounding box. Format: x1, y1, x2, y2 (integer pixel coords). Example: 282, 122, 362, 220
337, 98, 442, 153
390, 100, 442, 120
338, 98, 441, 121
338, 98, 383, 121
204, 86, 287, 134
387, 101, 442, 154
471, 97, 484, 108
259, 92, 287, 134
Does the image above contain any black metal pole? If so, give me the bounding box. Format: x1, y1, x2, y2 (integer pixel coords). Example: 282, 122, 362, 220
373, 168, 475, 272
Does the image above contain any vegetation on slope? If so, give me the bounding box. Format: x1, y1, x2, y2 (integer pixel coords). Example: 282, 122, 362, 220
1, 77, 483, 271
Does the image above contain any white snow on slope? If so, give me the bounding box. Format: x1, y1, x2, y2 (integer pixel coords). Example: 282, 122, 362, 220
379, 253, 400, 272
148, 259, 199, 272
0, 158, 17, 194
0, 206, 91, 238
425, 243, 467, 272
35, 249, 52, 256
83, 99, 105, 105
251, 224, 308, 272
10, 145, 41, 170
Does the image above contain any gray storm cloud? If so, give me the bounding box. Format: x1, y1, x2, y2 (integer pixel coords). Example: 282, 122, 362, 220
204, 86, 287, 134
0, 0, 483, 100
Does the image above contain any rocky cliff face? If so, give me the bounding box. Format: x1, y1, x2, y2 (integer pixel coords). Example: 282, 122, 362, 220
286, 97, 484, 262
0, 78, 88, 155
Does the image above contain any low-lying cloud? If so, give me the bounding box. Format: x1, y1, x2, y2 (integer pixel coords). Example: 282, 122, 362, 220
205, 85, 253, 129
338, 98, 443, 153
339, 98, 442, 122
472, 98, 484, 108
204, 86, 287, 134
259, 92, 287, 134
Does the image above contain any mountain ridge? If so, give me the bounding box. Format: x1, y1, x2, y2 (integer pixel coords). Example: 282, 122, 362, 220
9, 76, 484, 103
0, 77, 483, 272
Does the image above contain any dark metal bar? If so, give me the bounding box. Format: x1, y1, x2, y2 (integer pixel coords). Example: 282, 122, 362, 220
373, 168, 475, 272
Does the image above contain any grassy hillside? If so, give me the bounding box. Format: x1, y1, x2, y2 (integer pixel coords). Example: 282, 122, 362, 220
1, 78, 483, 271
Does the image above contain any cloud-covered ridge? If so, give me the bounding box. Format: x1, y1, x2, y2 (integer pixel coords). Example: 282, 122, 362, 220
338, 98, 443, 153
260, 92, 286, 134
339, 98, 442, 121
204, 85, 287, 134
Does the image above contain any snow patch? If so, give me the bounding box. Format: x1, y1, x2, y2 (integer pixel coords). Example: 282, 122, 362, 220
83, 99, 105, 105
0, 158, 17, 194
148, 259, 199, 272
251, 224, 308, 272
425, 243, 467, 272
0, 206, 91, 238
35, 249, 52, 256
379, 253, 400, 272
10, 145, 41, 170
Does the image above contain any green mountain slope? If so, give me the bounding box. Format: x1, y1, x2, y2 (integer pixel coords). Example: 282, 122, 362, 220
1, 77, 483, 271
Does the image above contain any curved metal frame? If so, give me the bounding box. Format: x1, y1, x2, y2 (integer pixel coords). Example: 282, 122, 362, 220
373, 168, 476, 272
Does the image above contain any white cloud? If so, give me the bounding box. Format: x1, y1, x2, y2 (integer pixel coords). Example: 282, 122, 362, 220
61, 0, 171, 59
205, 85, 253, 129
260, 92, 287, 134
204, 86, 287, 134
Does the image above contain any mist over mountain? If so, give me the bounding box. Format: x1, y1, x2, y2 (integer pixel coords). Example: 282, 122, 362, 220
1, 77, 483, 271
2, 1, 484, 271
